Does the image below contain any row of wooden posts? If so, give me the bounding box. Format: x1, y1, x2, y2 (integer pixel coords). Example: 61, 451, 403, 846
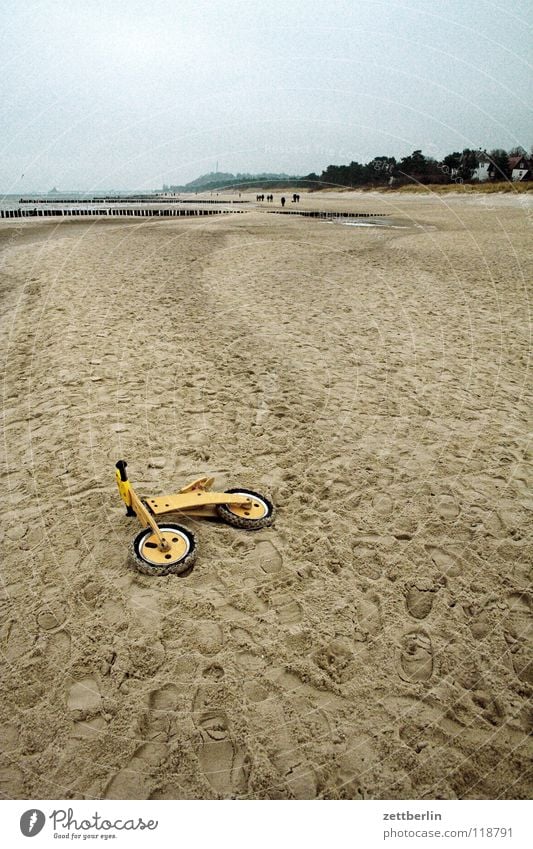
1, 207, 386, 221
0, 207, 244, 219
18, 197, 249, 205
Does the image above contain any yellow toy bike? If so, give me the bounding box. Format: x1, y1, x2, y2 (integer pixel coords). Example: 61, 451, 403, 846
115, 460, 275, 576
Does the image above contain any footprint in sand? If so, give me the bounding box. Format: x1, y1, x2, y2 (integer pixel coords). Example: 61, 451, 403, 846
462, 595, 498, 639
229, 628, 267, 673
4, 620, 34, 661
67, 677, 102, 715
337, 732, 379, 799
433, 495, 460, 521
399, 719, 430, 754
129, 588, 162, 633
504, 593, 533, 685
147, 683, 176, 713
467, 505, 503, 537
425, 545, 461, 577
193, 680, 220, 715
230, 626, 257, 648
505, 593, 532, 640
37, 600, 67, 631
187, 413, 209, 446
470, 689, 505, 726
246, 539, 283, 574
357, 591, 382, 638
104, 683, 179, 800
0, 763, 25, 797
372, 493, 394, 516
405, 582, 437, 620
398, 630, 434, 683
80, 579, 103, 605
203, 663, 225, 680
103, 761, 151, 800
46, 628, 71, 662
314, 637, 355, 684
244, 681, 269, 702
0, 722, 20, 754
193, 700, 249, 797
71, 716, 108, 740
234, 651, 267, 674
270, 591, 302, 624
183, 620, 224, 655
255, 701, 317, 799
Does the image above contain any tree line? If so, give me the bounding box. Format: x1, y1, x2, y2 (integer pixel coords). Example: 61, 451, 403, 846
300, 146, 530, 189
162, 146, 531, 194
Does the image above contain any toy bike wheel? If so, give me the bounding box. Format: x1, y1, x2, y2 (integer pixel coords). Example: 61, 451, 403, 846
217, 489, 275, 530
129, 524, 197, 576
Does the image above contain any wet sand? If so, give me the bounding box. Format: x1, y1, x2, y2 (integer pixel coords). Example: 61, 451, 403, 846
1, 191, 532, 799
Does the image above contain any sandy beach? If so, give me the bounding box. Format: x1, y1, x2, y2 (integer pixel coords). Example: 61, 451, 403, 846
1, 191, 531, 800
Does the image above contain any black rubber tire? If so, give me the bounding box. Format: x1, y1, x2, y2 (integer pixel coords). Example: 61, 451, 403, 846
128, 523, 197, 576
216, 488, 275, 530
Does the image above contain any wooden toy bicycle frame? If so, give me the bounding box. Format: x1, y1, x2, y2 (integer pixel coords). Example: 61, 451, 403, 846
115, 460, 256, 553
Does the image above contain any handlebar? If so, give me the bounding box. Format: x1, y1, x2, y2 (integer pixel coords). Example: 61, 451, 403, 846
115, 460, 128, 482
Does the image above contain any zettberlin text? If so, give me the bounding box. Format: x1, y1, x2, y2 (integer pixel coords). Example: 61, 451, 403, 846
383, 811, 442, 821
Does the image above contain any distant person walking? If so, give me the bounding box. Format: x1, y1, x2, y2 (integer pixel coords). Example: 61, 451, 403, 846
281, 196, 286, 207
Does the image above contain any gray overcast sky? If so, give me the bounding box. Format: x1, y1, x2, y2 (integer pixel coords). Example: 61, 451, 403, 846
1, 0, 531, 191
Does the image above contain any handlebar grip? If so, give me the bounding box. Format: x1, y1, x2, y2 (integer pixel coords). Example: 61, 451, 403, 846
115, 460, 128, 481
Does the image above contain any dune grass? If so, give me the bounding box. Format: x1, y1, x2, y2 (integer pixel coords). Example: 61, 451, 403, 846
377, 181, 532, 194
306, 181, 532, 195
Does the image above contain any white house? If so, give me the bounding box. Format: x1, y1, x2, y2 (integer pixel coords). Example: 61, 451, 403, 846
472, 162, 490, 182
509, 155, 532, 182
